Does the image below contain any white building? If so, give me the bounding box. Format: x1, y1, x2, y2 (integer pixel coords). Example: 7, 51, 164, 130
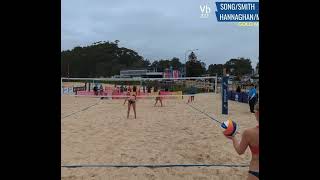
118, 69, 163, 78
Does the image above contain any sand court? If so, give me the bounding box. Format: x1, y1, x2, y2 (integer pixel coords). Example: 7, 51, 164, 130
62, 93, 256, 179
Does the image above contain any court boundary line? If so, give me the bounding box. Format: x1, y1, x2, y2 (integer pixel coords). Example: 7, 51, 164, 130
61, 163, 249, 168
62, 101, 100, 119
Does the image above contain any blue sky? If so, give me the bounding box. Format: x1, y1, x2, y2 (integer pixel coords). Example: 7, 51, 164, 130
62, 0, 259, 68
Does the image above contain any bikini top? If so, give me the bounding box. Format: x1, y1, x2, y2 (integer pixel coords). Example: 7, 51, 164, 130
129, 92, 136, 100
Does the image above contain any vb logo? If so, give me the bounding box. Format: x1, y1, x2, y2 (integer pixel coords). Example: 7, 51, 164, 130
200, 5, 211, 18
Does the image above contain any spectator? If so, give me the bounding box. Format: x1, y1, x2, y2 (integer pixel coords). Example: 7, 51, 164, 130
236, 85, 241, 93
93, 85, 98, 96
248, 84, 257, 113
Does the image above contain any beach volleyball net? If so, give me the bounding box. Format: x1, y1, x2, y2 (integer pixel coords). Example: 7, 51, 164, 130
61, 76, 218, 100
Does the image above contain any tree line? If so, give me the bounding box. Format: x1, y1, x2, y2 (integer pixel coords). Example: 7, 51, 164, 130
61, 41, 256, 78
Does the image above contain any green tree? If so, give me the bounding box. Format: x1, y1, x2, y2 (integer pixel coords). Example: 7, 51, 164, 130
61, 41, 151, 77
186, 60, 206, 77
170, 57, 183, 69
185, 52, 206, 77
188, 51, 197, 62
207, 64, 224, 76
150, 58, 183, 72
224, 58, 253, 76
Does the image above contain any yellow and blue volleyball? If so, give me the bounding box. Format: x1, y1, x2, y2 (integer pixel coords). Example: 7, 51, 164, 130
221, 120, 238, 137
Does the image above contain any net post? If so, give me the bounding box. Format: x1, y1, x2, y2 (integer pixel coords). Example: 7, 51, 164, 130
222, 69, 228, 114
61, 78, 63, 95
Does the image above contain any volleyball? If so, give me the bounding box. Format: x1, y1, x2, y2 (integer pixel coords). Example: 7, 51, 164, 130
221, 120, 238, 137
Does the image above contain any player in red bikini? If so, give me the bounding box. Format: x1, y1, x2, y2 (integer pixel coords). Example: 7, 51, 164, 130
123, 87, 137, 119
225, 103, 259, 180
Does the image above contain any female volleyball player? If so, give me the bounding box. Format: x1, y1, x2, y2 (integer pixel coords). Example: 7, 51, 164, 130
154, 90, 163, 107
123, 91, 131, 105
225, 103, 259, 179
124, 86, 137, 119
